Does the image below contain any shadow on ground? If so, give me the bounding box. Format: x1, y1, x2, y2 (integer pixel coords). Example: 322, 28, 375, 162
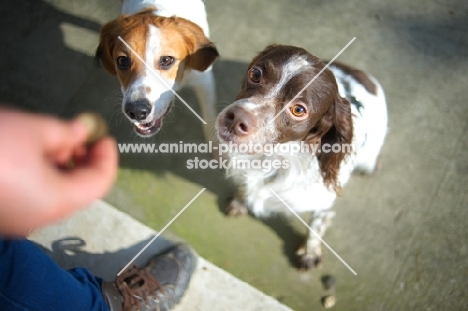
0, 0, 101, 114
34, 236, 175, 281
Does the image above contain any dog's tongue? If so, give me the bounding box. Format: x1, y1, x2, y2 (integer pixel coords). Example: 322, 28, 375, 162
134, 118, 161, 136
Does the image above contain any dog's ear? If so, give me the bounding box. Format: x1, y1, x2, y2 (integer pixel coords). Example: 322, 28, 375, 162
95, 20, 118, 76
307, 95, 353, 193
176, 18, 219, 71
188, 42, 219, 71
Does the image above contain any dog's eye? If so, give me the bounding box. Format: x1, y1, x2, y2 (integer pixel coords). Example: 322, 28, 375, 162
248, 68, 262, 83
291, 104, 307, 117
160, 56, 175, 69
116, 56, 131, 70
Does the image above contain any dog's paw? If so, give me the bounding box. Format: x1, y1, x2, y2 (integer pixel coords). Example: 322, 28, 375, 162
225, 199, 248, 217
296, 244, 322, 271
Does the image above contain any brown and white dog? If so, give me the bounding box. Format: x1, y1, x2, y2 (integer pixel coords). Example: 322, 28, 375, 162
216, 45, 387, 269
96, 0, 218, 139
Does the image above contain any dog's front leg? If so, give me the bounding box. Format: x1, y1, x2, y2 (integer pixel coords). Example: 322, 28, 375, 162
186, 69, 217, 144
296, 210, 335, 270
225, 184, 249, 216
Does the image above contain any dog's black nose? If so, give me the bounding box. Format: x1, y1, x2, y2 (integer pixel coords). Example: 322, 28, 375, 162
125, 100, 151, 121
224, 107, 256, 136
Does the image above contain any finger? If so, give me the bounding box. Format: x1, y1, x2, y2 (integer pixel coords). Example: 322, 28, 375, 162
71, 145, 88, 166
57, 137, 118, 209
39, 118, 88, 164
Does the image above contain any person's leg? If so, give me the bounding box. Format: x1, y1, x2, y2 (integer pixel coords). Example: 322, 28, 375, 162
0, 238, 109, 311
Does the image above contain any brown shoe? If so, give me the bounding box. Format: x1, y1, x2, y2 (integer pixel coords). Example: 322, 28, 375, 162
102, 245, 196, 311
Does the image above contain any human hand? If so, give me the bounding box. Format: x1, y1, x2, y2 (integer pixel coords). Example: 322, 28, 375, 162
0, 108, 118, 236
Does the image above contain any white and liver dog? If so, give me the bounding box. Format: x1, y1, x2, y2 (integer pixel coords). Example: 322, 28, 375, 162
96, 0, 218, 140
216, 45, 387, 269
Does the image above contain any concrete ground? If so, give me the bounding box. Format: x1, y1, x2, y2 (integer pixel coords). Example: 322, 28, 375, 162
1, 0, 468, 310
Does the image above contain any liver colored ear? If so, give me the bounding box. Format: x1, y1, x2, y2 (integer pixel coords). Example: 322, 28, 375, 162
95, 20, 119, 76
305, 95, 353, 193
318, 95, 353, 193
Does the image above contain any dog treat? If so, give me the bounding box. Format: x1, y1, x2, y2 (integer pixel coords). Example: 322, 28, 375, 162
76, 112, 108, 144
321, 295, 336, 309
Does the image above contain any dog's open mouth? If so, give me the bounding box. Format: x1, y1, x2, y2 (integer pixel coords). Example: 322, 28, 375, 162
134, 118, 161, 137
